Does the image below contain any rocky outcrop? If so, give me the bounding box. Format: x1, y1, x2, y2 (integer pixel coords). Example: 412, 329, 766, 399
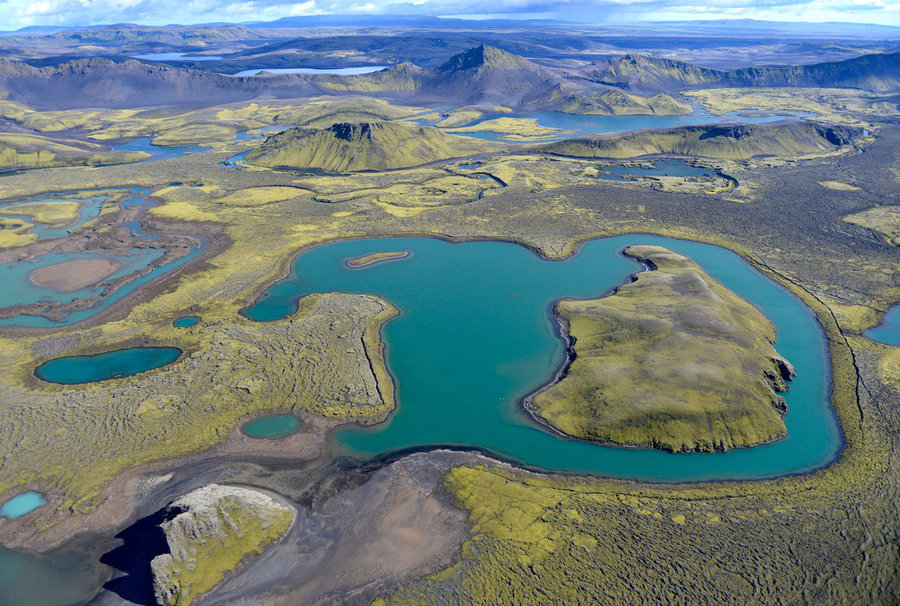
151, 484, 295, 606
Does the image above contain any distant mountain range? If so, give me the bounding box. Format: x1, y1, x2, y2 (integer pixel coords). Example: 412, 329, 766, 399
3, 18, 898, 38
0, 45, 690, 112
0, 45, 895, 111
578, 52, 900, 94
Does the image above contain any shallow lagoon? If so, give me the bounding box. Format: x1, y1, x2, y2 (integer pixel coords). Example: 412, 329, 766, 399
245, 236, 840, 482
596, 158, 714, 181
0, 188, 206, 328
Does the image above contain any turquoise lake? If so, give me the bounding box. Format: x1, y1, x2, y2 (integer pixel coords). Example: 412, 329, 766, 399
34, 347, 182, 384
243, 236, 841, 482
241, 414, 303, 439
865, 305, 900, 346
0, 491, 46, 519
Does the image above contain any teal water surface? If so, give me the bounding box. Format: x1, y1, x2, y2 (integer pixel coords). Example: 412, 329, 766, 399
34, 347, 182, 384
173, 315, 201, 328
865, 305, 900, 346
244, 236, 840, 482
0, 491, 46, 519
241, 414, 303, 439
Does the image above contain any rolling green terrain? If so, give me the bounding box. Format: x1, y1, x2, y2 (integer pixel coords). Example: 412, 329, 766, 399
529, 245, 794, 453
245, 121, 498, 172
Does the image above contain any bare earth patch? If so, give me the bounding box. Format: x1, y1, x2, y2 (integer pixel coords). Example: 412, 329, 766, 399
28, 257, 122, 292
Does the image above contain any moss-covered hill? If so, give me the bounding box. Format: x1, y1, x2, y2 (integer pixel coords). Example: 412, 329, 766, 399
244, 121, 497, 172
529, 245, 796, 453
544, 120, 864, 160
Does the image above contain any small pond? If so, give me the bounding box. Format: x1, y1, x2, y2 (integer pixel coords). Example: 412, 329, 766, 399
172, 315, 201, 328
865, 306, 900, 346
241, 414, 303, 439
35, 347, 182, 384
0, 491, 46, 519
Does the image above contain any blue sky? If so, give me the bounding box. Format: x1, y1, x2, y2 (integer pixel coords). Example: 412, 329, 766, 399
2, 0, 898, 29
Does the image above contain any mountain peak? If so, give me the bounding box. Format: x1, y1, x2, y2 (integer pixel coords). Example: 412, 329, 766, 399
438, 44, 529, 72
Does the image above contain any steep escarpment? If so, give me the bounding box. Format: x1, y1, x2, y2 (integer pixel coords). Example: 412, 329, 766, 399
151, 484, 295, 606
545, 120, 864, 159
244, 121, 496, 172
528, 245, 795, 453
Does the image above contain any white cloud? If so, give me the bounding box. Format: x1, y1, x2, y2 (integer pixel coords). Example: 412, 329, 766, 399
0, 0, 897, 30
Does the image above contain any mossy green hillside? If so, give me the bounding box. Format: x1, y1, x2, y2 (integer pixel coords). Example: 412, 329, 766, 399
0, 133, 150, 170
844, 206, 900, 247
244, 121, 498, 172
530, 245, 795, 453
151, 484, 294, 606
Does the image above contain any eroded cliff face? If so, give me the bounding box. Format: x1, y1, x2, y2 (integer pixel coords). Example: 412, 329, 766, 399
151, 484, 294, 606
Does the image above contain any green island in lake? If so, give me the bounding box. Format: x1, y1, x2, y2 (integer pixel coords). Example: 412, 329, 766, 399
0, 12, 898, 606
530, 245, 796, 453
345, 250, 411, 268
